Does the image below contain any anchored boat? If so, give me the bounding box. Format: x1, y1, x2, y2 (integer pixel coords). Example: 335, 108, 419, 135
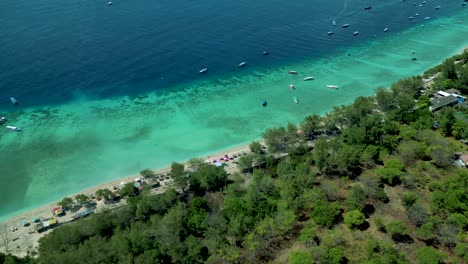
6, 126, 21, 131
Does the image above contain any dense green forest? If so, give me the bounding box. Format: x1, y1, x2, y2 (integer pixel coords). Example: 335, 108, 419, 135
1, 51, 468, 264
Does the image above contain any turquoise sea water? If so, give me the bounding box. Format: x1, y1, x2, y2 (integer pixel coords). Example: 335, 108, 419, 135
0, 1, 467, 221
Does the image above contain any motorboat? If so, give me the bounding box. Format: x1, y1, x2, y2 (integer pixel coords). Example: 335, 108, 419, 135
293, 97, 299, 104
326, 85, 339, 90
434, 6, 440, 9
238, 62, 246, 67
415, 13, 419, 16
289, 71, 298, 74
411, 57, 418, 61
289, 84, 296, 90
263, 51, 269, 55
262, 100, 267, 107
353, 31, 359, 36
332, 20, 336, 26
108, 1, 112, 5
10, 97, 17, 104
409, 16, 414, 20
327, 31, 334, 35
199, 68, 208, 73
364, 6, 372, 10
6, 126, 21, 131
342, 24, 350, 28
0, 117, 6, 124
384, 27, 389, 32
422, 1, 426, 4
424, 17, 430, 20
303, 76, 314, 81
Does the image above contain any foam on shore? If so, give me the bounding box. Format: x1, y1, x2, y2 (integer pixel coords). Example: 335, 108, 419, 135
0, 11, 467, 221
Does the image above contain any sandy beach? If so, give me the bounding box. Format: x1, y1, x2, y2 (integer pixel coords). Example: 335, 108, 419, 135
0, 143, 253, 257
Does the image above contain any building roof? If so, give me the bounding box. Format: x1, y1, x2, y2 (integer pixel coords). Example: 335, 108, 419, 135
437, 91, 451, 97
431, 95, 459, 111
460, 154, 468, 165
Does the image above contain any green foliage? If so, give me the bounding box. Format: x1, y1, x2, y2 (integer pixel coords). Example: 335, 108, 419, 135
454, 243, 468, 261
452, 120, 468, 140
402, 192, 418, 207
298, 227, 318, 247
384, 158, 405, 171
249, 141, 263, 154
289, 251, 313, 264
432, 170, 468, 217
313, 137, 329, 172
322, 247, 345, 264
95, 188, 113, 201
375, 167, 403, 185
119, 183, 137, 198
75, 194, 90, 207
417, 246, 442, 264
374, 217, 385, 232
57, 197, 74, 210
300, 114, 322, 140
442, 59, 458, 80
171, 162, 188, 190
345, 184, 367, 211
364, 240, 408, 263
344, 209, 365, 229
139, 168, 156, 178
416, 222, 436, 240
310, 200, 341, 228
386, 220, 408, 237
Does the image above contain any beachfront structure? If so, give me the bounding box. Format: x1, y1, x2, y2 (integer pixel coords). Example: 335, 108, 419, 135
430, 95, 459, 111
52, 206, 64, 216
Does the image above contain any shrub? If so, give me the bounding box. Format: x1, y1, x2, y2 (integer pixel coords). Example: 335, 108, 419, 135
386, 220, 408, 236
402, 192, 418, 207
344, 210, 365, 229
417, 247, 442, 264
310, 201, 341, 228
289, 251, 313, 264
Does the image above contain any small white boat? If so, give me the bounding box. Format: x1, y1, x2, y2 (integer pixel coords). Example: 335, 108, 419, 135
434, 6, 440, 9
326, 85, 339, 90
384, 27, 388, 32
6, 126, 21, 131
108, 1, 112, 5
289, 70, 298, 75
293, 97, 299, 104
303, 76, 314, 81
327, 31, 334, 35
263, 51, 269, 55
199, 68, 208, 73
342, 24, 350, 28
422, 1, 426, 4
289, 84, 296, 90
0, 117, 7, 124
332, 20, 336, 26
409, 16, 414, 20
424, 17, 430, 20
10, 97, 17, 104
353, 31, 359, 36
238, 62, 246, 67
415, 13, 419, 16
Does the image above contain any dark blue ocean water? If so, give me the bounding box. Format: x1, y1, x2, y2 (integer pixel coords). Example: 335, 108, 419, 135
0, 0, 463, 109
